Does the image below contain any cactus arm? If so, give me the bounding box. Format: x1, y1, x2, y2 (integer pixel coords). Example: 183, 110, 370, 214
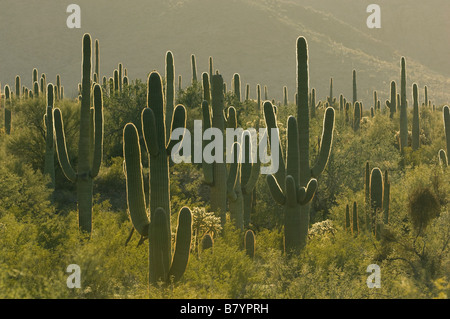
286, 116, 299, 183
298, 178, 317, 205
168, 207, 192, 282
166, 104, 187, 155
123, 123, 149, 236
91, 84, 104, 178
165, 51, 175, 143
266, 174, 286, 205
53, 108, 77, 183
311, 107, 335, 178
142, 108, 160, 157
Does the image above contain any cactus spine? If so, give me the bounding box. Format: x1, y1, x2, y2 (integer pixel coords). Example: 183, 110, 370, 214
53, 34, 103, 235
412, 83, 420, 150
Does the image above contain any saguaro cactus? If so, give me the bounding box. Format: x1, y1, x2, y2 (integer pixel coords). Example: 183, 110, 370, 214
4, 85, 11, 134
241, 130, 260, 228
294, 36, 335, 249
53, 33, 103, 235
386, 81, 397, 118
310, 88, 320, 118
44, 83, 55, 189
244, 229, 255, 259
444, 105, 449, 158
233, 73, 241, 101
369, 167, 384, 236
202, 75, 228, 225
352, 70, 357, 104
383, 170, 390, 224
265, 104, 319, 253
94, 39, 100, 81
399, 57, 408, 152
191, 54, 197, 83
352, 201, 359, 236
412, 83, 420, 150
327, 78, 336, 105
123, 123, 192, 285
283, 86, 288, 106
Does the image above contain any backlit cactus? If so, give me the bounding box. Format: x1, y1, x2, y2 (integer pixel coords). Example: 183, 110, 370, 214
412, 83, 420, 150
4, 85, 11, 134
327, 78, 336, 105
265, 105, 319, 253
386, 81, 397, 119
166, 51, 175, 143
191, 54, 197, 83
399, 57, 408, 152
233, 73, 241, 101
123, 70, 191, 285
53, 33, 103, 235
44, 83, 55, 189
202, 75, 228, 225
352, 70, 357, 104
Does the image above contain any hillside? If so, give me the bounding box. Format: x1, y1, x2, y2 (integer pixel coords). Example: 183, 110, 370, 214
1, 0, 449, 105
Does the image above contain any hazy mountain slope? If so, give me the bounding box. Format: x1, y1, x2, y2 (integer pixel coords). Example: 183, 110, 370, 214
0, 0, 449, 105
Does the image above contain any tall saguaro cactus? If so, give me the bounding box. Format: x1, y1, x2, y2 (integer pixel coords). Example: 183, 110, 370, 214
265, 102, 319, 253
123, 70, 191, 285
233, 73, 241, 102
440, 105, 450, 166
123, 125, 192, 285
202, 75, 228, 225
292, 36, 335, 250
53, 33, 104, 235
191, 54, 197, 83
4, 85, 11, 134
412, 83, 420, 150
352, 70, 357, 104
399, 57, 408, 152
44, 83, 55, 189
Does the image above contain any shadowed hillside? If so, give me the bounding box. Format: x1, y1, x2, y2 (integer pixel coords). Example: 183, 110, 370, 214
1, 0, 449, 105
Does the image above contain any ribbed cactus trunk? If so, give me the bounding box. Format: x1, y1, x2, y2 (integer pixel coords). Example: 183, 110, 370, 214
400, 57, 408, 152
412, 83, 420, 150
44, 84, 55, 189
53, 34, 103, 235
